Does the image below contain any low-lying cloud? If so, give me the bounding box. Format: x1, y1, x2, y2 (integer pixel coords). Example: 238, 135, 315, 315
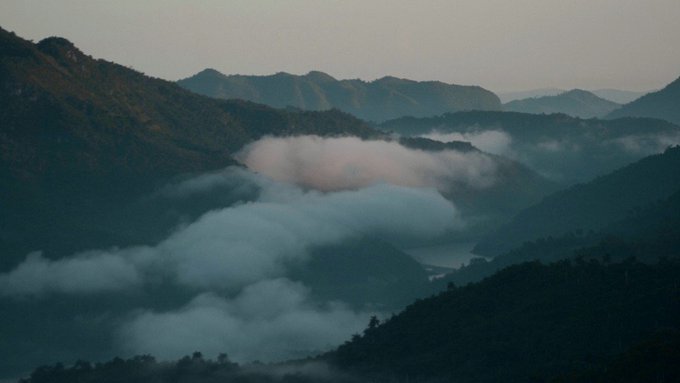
1, 176, 459, 296
121, 279, 370, 362
609, 133, 680, 154
0, 250, 146, 296
236, 135, 499, 191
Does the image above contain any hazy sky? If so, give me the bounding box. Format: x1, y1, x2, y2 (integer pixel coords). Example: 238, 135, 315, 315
1, 0, 679, 92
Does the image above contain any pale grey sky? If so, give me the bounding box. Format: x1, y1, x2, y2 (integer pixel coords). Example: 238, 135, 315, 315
1, 0, 678, 92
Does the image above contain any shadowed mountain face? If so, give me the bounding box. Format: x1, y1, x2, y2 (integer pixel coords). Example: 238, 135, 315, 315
380, 111, 680, 183
503, 89, 621, 118
473, 146, 680, 257
177, 69, 502, 122
607, 75, 680, 125
0, 28, 378, 266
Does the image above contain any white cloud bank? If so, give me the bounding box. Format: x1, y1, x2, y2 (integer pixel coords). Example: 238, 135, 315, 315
236, 135, 499, 191
1, 178, 459, 296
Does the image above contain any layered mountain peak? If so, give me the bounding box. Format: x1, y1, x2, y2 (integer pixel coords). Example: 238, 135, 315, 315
562, 88, 594, 97
35, 36, 88, 68
192, 67, 225, 78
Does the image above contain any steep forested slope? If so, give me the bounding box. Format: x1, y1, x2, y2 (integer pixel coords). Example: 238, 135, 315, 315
327, 259, 680, 383
607, 76, 680, 125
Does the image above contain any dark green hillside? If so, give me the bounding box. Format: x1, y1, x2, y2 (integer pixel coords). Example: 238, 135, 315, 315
607, 75, 680, 125
504, 89, 621, 118
327, 258, 680, 383
178, 69, 501, 122
0, 28, 377, 266
556, 331, 680, 383
474, 146, 680, 256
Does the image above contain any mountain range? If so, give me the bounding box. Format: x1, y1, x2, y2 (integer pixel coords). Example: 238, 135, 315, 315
177, 69, 502, 122
1, 27, 561, 269
0, 29, 559, 378
0, 27, 378, 266
3, 24, 680, 383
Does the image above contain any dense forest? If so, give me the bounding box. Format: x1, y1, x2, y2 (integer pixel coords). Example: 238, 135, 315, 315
328, 258, 680, 382
20, 256, 680, 383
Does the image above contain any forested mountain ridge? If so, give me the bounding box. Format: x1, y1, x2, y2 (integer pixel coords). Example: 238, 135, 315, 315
503, 89, 621, 118
0, 28, 377, 183
326, 258, 680, 383
0, 27, 378, 266
607, 75, 680, 125
177, 68, 502, 122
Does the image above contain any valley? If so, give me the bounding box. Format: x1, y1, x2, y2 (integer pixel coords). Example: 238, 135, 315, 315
1, 5, 679, 381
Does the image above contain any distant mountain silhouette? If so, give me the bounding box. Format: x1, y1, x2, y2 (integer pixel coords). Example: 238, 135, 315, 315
177, 69, 501, 122
607, 75, 680, 125
474, 146, 680, 256
497, 88, 564, 103
498, 88, 645, 104
503, 89, 621, 118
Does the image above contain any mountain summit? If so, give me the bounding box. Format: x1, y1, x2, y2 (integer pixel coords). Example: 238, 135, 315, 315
503, 89, 620, 118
